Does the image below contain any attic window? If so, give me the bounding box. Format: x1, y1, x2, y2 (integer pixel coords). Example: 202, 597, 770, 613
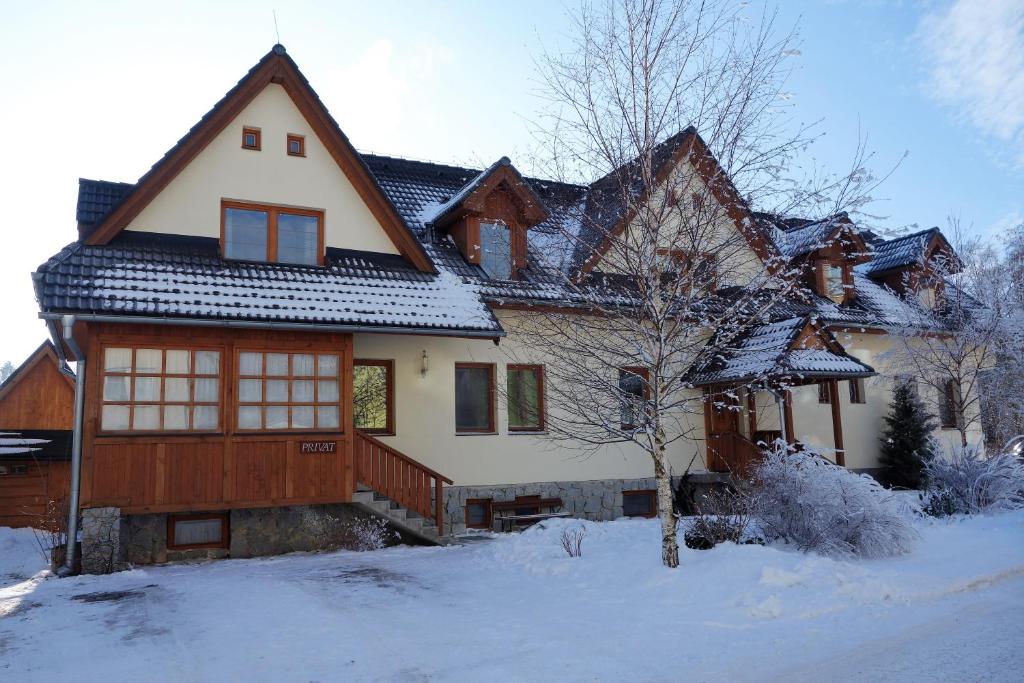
287, 134, 305, 157
222, 200, 323, 266
480, 221, 512, 279
824, 264, 844, 301
242, 127, 261, 151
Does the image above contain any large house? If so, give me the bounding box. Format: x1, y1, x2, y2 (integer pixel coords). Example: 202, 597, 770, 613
33, 45, 981, 571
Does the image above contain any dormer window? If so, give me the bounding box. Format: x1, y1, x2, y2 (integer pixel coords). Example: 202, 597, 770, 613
824, 264, 844, 301
480, 221, 512, 279
222, 200, 323, 266
242, 127, 261, 150
287, 134, 305, 157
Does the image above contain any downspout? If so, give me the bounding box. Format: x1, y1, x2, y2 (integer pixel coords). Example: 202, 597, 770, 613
57, 315, 85, 577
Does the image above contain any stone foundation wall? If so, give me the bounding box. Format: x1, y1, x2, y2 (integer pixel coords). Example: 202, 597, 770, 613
443, 476, 688, 530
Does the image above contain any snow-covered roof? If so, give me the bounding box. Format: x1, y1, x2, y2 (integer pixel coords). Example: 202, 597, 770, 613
0, 430, 72, 461
862, 228, 939, 275
688, 317, 875, 386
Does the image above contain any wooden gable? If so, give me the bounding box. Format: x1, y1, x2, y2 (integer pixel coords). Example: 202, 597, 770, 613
0, 341, 75, 430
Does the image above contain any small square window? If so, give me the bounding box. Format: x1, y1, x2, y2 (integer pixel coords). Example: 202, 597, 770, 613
622, 489, 657, 518
242, 127, 261, 150
168, 512, 228, 549
287, 134, 305, 157
465, 499, 493, 529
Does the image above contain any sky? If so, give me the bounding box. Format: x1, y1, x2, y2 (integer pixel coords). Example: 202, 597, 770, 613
0, 0, 1021, 366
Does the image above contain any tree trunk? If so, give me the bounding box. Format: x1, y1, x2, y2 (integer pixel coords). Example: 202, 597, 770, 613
653, 432, 679, 568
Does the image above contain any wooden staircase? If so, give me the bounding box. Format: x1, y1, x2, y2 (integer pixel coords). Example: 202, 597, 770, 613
352, 430, 458, 545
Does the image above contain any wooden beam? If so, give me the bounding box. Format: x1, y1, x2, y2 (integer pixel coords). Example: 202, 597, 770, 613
746, 390, 757, 437
828, 380, 846, 467
783, 390, 795, 445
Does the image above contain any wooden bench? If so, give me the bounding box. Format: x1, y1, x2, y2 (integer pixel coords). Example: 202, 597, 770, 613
491, 496, 566, 532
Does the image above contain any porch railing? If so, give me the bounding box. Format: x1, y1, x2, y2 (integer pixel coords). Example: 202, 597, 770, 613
707, 432, 765, 476
354, 430, 453, 537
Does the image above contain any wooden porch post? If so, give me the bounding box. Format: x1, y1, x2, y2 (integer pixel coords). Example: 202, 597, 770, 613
828, 379, 846, 467
783, 390, 795, 445
746, 390, 757, 437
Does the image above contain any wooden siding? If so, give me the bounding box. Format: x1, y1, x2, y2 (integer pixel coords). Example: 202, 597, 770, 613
79, 323, 354, 514
0, 461, 69, 528
0, 345, 75, 429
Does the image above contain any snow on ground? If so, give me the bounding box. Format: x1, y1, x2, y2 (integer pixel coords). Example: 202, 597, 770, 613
1, 512, 1022, 682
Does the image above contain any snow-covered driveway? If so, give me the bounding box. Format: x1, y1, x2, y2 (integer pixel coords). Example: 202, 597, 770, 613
1, 512, 1022, 682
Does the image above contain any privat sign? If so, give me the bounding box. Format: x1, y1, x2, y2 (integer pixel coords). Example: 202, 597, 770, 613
299, 440, 337, 454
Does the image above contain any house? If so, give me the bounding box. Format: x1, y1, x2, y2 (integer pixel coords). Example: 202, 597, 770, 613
32, 45, 981, 571
0, 341, 74, 528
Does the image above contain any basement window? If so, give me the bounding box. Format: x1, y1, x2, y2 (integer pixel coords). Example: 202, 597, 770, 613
0, 464, 29, 476
622, 489, 656, 518
287, 134, 305, 157
242, 127, 261, 150
465, 498, 493, 529
167, 512, 229, 550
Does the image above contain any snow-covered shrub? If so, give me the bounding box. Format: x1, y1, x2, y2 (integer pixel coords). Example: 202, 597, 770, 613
749, 442, 917, 558
682, 487, 760, 550
921, 445, 1024, 516
302, 509, 392, 552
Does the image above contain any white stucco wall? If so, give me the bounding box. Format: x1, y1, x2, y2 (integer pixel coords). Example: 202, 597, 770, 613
126, 83, 400, 255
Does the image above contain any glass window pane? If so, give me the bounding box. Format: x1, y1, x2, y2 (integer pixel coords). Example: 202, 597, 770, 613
136, 349, 162, 374
317, 355, 338, 377
455, 366, 492, 431
266, 353, 289, 376
195, 351, 220, 376
292, 379, 314, 403
163, 405, 189, 430
266, 406, 289, 429
508, 368, 541, 429
104, 348, 132, 373
165, 350, 190, 375
480, 222, 512, 279
277, 213, 319, 265
103, 376, 130, 402
239, 379, 262, 403
354, 366, 387, 430
133, 405, 160, 430
134, 376, 161, 402
266, 380, 289, 403
466, 502, 488, 526
623, 492, 654, 517
165, 378, 191, 402
316, 406, 339, 429
238, 406, 262, 429
173, 518, 222, 546
194, 378, 218, 403
318, 380, 339, 403
292, 405, 314, 429
193, 405, 218, 431
224, 208, 268, 261
292, 353, 314, 376
239, 352, 262, 377
101, 404, 130, 431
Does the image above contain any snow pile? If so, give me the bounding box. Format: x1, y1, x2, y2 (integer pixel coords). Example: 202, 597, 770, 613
923, 444, 1024, 515
750, 443, 918, 558
0, 526, 48, 582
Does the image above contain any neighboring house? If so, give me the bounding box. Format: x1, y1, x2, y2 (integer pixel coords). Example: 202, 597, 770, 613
32, 45, 981, 569
0, 341, 74, 528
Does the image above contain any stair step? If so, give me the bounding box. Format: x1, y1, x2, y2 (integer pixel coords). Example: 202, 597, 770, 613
387, 508, 408, 521
352, 491, 375, 504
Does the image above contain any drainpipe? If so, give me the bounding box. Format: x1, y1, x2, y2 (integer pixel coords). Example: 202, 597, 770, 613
57, 315, 86, 577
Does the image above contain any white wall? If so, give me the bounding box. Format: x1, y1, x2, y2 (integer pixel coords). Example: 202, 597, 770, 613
126, 83, 400, 255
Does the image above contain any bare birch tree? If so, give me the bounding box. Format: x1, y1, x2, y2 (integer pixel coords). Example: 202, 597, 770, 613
500, 0, 879, 567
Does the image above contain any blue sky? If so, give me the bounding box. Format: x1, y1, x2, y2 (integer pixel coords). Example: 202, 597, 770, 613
0, 0, 1021, 364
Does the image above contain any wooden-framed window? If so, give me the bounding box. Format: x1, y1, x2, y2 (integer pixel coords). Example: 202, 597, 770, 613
655, 249, 718, 291
507, 364, 544, 432
848, 378, 866, 404
167, 512, 229, 550
100, 346, 222, 433
236, 351, 341, 432
465, 498, 493, 530
940, 379, 963, 429
818, 383, 831, 404
0, 464, 29, 476
242, 127, 261, 150
221, 200, 324, 266
622, 489, 657, 518
454, 362, 496, 433
286, 133, 305, 157
479, 221, 512, 280
353, 359, 394, 434
619, 366, 649, 430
